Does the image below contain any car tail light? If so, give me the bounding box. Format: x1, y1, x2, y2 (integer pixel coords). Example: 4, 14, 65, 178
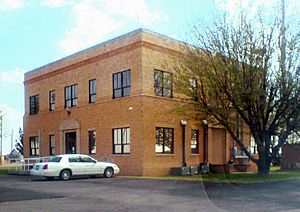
42, 164, 48, 170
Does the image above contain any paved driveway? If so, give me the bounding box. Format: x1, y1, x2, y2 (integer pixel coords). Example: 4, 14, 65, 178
0, 175, 300, 211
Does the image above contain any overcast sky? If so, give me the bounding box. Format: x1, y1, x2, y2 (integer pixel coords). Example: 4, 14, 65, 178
0, 0, 299, 155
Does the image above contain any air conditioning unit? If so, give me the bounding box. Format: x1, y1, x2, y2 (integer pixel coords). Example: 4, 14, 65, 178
200, 163, 210, 174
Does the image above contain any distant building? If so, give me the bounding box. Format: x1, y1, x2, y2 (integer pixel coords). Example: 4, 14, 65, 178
23, 29, 255, 176
281, 144, 300, 170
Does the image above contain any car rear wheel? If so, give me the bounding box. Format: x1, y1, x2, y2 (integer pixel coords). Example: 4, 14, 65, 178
60, 169, 72, 181
103, 167, 114, 178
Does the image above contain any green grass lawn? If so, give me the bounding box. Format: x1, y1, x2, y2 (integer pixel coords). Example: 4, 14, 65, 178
121, 166, 300, 183
0, 167, 10, 174
199, 171, 300, 183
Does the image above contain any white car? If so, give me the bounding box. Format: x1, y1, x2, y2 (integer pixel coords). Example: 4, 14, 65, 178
30, 154, 120, 180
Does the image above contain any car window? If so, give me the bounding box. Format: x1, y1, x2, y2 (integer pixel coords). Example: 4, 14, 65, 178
68, 156, 81, 163
48, 156, 62, 162
81, 156, 96, 163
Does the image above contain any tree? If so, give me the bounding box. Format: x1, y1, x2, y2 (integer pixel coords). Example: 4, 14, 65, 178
15, 128, 23, 155
174, 13, 300, 176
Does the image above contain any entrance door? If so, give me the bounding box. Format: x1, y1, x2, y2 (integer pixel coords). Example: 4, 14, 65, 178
65, 132, 76, 154
211, 128, 226, 164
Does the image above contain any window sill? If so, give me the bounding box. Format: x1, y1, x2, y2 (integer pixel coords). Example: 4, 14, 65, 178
154, 94, 173, 99
112, 154, 130, 156
190, 154, 200, 156
29, 113, 39, 116
155, 154, 174, 156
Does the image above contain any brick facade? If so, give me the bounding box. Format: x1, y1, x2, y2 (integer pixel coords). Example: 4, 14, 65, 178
24, 29, 253, 176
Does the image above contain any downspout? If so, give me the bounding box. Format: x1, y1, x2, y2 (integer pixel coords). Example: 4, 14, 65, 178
180, 120, 187, 167
203, 120, 208, 163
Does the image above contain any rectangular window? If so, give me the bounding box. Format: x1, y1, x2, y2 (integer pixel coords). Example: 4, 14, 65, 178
154, 70, 173, 98
64, 84, 78, 108
189, 78, 198, 101
29, 136, 39, 156
113, 128, 130, 154
49, 90, 55, 111
29, 95, 39, 115
88, 130, 96, 155
49, 135, 55, 155
89, 79, 96, 103
191, 130, 199, 154
113, 70, 131, 98
155, 127, 174, 154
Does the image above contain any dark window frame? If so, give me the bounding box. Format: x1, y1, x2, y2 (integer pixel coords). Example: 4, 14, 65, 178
112, 127, 130, 154
113, 70, 131, 99
88, 130, 96, 155
154, 69, 173, 98
49, 90, 55, 111
155, 127, 174, 154
89, 79, 96, 103
49, 135, 55, 156
29, 95, 39, 115
29, 136, 39, 156
64, 84, 78, 108
191, 129, 199, 154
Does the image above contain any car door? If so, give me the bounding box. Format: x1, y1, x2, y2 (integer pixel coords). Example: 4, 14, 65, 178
81, 156, 100, 175
68, 156, 86, 175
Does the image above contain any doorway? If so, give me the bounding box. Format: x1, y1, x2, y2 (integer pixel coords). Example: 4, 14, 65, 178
65, 132, 76, 154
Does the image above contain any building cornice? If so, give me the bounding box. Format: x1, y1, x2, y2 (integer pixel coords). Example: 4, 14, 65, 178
24, 40, 180, 86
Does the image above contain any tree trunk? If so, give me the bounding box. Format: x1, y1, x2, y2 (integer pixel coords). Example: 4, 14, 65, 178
257, 146, 271, 176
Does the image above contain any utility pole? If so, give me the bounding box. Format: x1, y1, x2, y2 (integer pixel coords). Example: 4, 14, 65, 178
0, 115, 3, 163
11, 129, 14, 153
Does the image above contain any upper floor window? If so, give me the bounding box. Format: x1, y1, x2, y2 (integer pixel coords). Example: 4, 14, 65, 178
29, 95, 39, 115
188, 78, 198, 101
89, 79, 96, 103
191, 130, 199, 154
65, 84, 78, 108
113, 70, 131, 99
113, 128, 130, 154
30, 136, 39, 156
154, 69, 173, 98
49, 90, 55, 111
89, 130, 96, 155
155, 127, 174, 154
49, 135, 55, 155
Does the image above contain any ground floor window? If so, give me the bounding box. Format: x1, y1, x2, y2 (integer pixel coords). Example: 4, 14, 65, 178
113, 128, 130, 154
89, 130, 96, 154
191, 130, 199, 154
30, 136, 39, 156
49, 135, 55, 155
155, 127, 174, 154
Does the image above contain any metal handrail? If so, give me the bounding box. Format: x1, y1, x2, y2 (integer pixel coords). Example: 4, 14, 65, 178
233, 146, 257, 156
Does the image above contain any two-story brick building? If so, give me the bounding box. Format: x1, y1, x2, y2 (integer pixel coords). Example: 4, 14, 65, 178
23, 29, 253, 176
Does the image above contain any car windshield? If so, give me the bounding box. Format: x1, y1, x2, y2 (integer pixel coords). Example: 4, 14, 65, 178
48, 156, 62, 163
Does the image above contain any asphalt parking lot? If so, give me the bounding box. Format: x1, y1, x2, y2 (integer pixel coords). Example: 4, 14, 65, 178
0, 174, 300, 212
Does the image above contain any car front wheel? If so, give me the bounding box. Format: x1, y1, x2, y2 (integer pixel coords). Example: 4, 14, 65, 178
60, 169, 72, 181
103, 167, 114, 178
